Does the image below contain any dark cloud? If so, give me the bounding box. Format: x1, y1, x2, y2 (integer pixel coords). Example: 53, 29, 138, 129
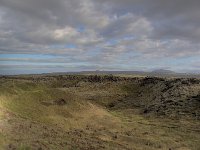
97, 0, 200, 40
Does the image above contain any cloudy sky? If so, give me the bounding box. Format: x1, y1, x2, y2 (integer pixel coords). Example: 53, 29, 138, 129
0, 0, 200, 74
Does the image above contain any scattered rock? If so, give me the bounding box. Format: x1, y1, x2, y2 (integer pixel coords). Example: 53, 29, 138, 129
41, 98, 67, 106
108, 102, 115, 108
53, 98, 66, 105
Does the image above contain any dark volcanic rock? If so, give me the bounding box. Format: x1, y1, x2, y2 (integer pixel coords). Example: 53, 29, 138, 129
53, 98, 67, 105
120, 77, 200, 119
41, 98, 67, 106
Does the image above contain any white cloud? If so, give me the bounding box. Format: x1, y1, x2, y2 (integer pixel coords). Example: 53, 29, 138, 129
54, 26, 78, 40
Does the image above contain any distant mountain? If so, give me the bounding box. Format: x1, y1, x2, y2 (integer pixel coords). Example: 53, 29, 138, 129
151, 69, 176, 74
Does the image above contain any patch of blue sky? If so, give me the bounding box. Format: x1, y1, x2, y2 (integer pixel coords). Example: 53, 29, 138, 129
77, 25, 85, 33
84, 47, 101, 56
123, 35, 137, 40
121, 51, 142, 58
152, 56, 198, 66
105, 39, 119, 46
110, 51, 197, 72
0, 54, 56, 59
50, 44, 76, 49
105, 36, 136, 47
0, 60, 86, 66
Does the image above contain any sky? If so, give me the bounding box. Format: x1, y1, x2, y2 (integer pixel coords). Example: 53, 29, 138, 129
0, 0, 200, 74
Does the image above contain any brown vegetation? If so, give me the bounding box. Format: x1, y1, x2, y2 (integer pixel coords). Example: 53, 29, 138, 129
0, 75, 200, 149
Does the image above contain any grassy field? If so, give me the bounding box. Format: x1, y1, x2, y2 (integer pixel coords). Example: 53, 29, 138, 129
0, 75, 200, 149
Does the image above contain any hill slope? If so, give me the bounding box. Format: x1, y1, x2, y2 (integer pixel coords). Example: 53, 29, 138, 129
0, 75, 200, 150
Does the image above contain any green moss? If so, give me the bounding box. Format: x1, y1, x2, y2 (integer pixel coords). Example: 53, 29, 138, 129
18, 144, 31, 150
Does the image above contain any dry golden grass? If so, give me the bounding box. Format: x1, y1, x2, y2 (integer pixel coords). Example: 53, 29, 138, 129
0, 76, 200, 149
